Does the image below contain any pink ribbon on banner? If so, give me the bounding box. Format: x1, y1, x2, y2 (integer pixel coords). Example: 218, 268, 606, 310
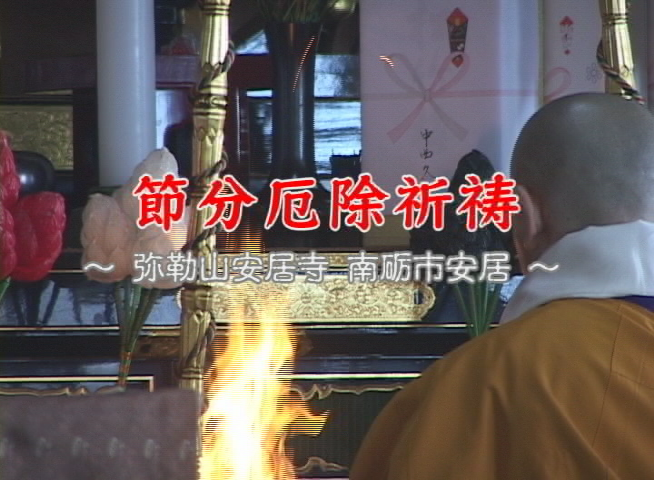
373, 52, 537, 144
543, 67, 572, 103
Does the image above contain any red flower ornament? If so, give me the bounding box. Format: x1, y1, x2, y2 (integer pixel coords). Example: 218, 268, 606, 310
0, 131, 66, 286
11, 192, 66, 282
0, 204, 16, 280
0, 131, 19, 283
0, 133, 20, 210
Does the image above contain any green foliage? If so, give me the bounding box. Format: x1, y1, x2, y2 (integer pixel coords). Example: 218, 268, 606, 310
0, 277, 9, 306
114, 278, 161, 387
453, 281, 502, 338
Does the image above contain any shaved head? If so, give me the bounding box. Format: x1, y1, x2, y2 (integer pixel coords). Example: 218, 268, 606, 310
511, 93, 654, 271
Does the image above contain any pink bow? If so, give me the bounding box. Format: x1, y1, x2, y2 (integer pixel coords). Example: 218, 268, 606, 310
374, 52, 537, 143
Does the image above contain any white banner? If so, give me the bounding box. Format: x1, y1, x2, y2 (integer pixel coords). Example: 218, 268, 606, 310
360, 0, 539, 210
542, 0, 604, 102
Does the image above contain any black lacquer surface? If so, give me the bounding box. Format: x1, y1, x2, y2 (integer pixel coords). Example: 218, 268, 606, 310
0, 274, 181, 327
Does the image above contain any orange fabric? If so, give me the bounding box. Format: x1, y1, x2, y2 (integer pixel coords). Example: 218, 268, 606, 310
349, 298, 654, 480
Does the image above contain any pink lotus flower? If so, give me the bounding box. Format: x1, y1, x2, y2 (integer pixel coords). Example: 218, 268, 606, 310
81, 148, 188, 289
80, 147, 188, 388
81, 194, 136, 284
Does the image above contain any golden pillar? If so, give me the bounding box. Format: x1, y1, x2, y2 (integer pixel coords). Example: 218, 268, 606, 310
178, 0, 231, 394
597, 0, 642, 101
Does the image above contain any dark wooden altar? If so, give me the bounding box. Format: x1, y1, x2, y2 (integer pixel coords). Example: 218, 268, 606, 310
0, 273, 472, 477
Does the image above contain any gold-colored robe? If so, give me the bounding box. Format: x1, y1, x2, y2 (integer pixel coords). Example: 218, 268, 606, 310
349, 298, 654, 479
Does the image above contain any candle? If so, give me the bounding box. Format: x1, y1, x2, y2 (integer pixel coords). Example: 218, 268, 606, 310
96, 0, 156, 187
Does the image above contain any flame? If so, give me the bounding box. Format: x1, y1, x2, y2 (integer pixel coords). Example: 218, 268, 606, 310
200, 284, 328, 480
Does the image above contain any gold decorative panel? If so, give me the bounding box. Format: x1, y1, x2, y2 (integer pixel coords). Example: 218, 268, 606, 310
0, 103, 73, 170
208, 277, 435, 323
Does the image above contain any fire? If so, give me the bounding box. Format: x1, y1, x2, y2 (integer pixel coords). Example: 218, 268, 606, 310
200, 284, 328, 480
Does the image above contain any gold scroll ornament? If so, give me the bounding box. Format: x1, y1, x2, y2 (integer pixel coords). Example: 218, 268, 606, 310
178, 0, 437, 397
178, 0, 231, 394
598, 0, 638, 98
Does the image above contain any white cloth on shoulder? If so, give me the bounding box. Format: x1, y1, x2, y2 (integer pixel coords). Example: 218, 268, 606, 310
500, 220, 654, 323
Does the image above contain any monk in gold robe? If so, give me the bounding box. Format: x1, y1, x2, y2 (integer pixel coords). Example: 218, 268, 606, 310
350, 93, 654, 479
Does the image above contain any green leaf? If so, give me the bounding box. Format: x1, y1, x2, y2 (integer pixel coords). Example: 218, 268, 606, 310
481, 280, 490, 322
113, 277, 162, 387
453, 283, 474, 338
469, 282, 480, 336
484, 283, 502, 332
114, 282, 126, 344
0, 277, 10, 306
453, 278, 503, 338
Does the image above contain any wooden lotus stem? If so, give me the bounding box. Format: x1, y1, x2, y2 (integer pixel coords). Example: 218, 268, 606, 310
598, 0, 639, 99
178, 0, 231, 395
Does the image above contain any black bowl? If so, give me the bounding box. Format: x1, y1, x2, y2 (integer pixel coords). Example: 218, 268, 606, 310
13, 150, 55, 196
